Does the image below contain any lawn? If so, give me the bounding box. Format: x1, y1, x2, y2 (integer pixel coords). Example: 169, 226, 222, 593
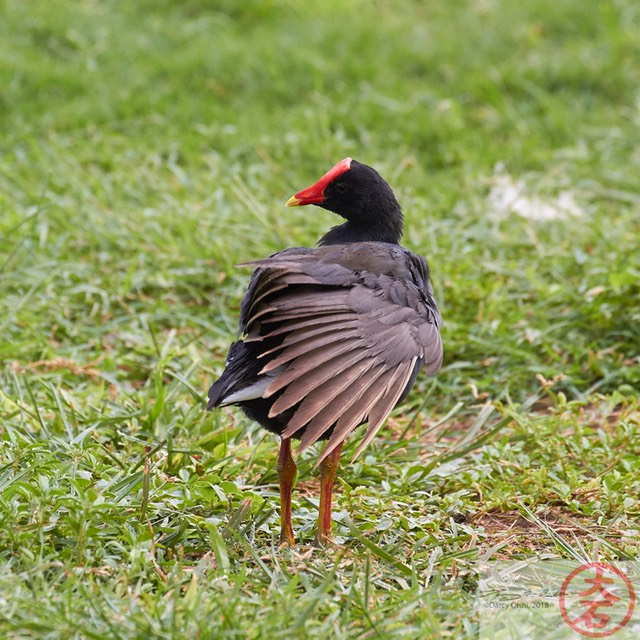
1, 0, 639, 637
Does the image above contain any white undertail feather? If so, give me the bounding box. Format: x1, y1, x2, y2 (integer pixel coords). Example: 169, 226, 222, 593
219, 367, 285, 405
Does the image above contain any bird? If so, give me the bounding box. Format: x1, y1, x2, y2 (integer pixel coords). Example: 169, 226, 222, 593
207, 158, 443, 546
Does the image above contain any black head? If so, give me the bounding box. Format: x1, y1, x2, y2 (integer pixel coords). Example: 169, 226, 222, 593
286, 158, 404, 245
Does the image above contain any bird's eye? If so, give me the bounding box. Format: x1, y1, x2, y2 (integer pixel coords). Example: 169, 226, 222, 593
334, 183, 348, 194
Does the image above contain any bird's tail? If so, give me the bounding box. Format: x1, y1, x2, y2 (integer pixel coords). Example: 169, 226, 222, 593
207, 340, 267, 410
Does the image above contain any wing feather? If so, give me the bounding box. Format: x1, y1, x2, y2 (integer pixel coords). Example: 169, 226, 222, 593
349, 358, 418, 461
259, 319, 360, 357
219, 243, 443, 458
295, 363, 388, 449
264, 345, 367, 394
260, 312, 359, 338
258, 326, 361, 368
315, 368, 394, 462
277, 359, 381, 437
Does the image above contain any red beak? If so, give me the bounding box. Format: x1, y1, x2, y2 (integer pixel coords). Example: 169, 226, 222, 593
286, 158, 352, 207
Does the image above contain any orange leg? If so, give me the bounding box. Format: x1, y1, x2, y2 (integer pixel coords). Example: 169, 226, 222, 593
277, 437, 297, 546
314, 442, 344, 547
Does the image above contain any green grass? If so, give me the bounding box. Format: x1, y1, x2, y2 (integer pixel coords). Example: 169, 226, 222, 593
1, 0, 639, 637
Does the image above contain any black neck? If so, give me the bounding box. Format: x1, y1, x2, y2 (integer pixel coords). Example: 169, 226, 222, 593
318, 211, 404, 246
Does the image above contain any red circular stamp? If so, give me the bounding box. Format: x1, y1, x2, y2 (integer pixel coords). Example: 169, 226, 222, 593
559, 562, 635, 637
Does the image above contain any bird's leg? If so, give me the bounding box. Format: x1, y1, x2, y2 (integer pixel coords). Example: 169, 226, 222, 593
276, 437, 297, 546
314, 441, 344, 547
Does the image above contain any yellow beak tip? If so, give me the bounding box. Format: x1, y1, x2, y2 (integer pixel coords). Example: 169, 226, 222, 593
286, 196, 302, 207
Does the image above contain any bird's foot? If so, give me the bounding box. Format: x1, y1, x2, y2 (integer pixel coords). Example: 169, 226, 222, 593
312, 531, 334, 548
279, 529, 296, 548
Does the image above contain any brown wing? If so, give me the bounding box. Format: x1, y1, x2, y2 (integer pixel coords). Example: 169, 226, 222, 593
240, 243, 443, 462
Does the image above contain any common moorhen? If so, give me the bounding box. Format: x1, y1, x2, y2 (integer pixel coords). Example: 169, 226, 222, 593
208, 158, 443, 546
